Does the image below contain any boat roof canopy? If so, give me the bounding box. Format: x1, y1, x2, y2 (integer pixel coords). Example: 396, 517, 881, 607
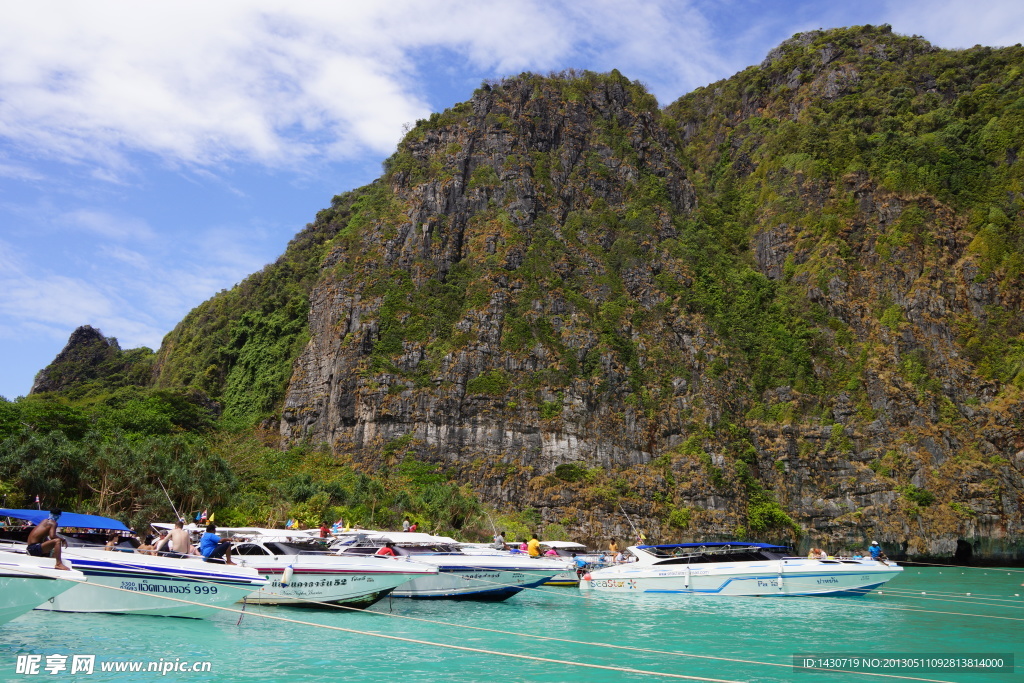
637, 542, 789, 551
540, 540, 587, 549
0, 508, 131, 532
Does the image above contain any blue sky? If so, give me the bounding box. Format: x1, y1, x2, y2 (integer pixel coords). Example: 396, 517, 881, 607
2, 1, 1022, 400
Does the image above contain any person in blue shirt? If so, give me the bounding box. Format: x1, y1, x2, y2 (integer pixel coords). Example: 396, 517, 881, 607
572, 553, 588, 579
199, 524, 236, 565
869, 541, 886, 561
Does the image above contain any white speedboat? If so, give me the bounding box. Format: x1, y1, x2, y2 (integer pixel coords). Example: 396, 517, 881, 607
579, 542, 903, 596
226, 533, 439, 607
536, 541, 604, 586
0, 509, 266, 618
0, 551, 86, 625
461, 540, 602, 586
332, 532, 571, 600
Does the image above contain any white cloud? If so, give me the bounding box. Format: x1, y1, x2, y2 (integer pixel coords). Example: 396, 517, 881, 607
64, 210, 156, 242
98, 245, 151, 271
0, 161, 44, 182
0, 222, 269, 353
0, 1, 726, 176
882, 0, 1024, 49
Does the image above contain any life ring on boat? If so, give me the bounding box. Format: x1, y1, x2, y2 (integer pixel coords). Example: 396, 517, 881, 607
582, 573, 592, 581
282, 565, 295, 587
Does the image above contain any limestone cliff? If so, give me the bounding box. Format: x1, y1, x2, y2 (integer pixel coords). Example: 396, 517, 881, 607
272, 27, 1024, 562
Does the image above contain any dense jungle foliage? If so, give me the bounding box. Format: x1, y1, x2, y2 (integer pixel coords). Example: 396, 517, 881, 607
0, 394, 521, 537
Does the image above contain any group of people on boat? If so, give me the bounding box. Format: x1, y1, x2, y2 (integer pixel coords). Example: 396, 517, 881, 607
808, 541, 887, 561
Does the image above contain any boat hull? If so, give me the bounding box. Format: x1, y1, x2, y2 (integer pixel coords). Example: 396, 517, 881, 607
544, 570, 581, 587
34, 549, 265, 618
580, 559, 902, 596
239, 565, 433, 607
392, 566, 560, 600
0, 554, 86, 625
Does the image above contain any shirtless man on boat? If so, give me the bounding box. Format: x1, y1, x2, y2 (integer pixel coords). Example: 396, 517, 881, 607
26, 510, 71, 570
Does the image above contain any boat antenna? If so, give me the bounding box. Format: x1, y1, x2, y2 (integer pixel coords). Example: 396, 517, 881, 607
619, 503, 643, 544
157, 478, 183, 523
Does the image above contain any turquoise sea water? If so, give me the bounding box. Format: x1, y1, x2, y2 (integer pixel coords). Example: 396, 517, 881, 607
3, 567, 1022, 682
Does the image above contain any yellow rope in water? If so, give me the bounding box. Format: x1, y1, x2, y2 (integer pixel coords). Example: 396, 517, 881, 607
730, 590, 1024, 621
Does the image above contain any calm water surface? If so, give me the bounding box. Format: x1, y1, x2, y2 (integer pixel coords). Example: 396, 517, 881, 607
3, 567, 1021, 682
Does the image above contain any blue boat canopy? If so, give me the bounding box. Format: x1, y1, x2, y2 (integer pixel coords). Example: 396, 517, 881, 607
0, 508, 131, 532
637, 542, 789, 550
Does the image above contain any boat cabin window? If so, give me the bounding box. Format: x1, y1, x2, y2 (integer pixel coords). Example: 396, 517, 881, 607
647, 546, 786, 565
234, 544, 271, 556
337, 543, 455, 556
265, 541, 328, 555
338, 546, 380, 556
395, 544, 455, 555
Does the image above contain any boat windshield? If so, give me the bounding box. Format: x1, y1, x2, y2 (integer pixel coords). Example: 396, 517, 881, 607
338, 542, 459, 556
264, 540, 332, 556
643, 545, 788, 564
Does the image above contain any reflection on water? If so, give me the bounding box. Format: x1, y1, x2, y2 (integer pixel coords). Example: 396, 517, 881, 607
2, 568, 1021, 682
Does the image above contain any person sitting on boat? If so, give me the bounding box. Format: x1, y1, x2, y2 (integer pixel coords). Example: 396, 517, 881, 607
869, 541, 888, 564
544, 546, 558, 557
492, 530, 506, 550
104, 533, 121, 551
157, 520, 198, 556
136, 534, 158, 555
608, 539, 619, 555
153, 528, 170, 551
319, 522, 331, 538
199, 524, 236, 565
25, 510, 70, 570
527, 534, 541, 557
573, 553, 588, 578
376, 542, 397, 557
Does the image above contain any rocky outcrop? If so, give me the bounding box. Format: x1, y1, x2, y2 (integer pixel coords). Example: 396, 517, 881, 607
283, 73, 714, 468
31, 326, 125, 394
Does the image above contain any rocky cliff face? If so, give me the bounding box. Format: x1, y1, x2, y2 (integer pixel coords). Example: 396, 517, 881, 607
31, 325, 142, 395
283, 72, 720, 468
149, 26, 1024, 562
